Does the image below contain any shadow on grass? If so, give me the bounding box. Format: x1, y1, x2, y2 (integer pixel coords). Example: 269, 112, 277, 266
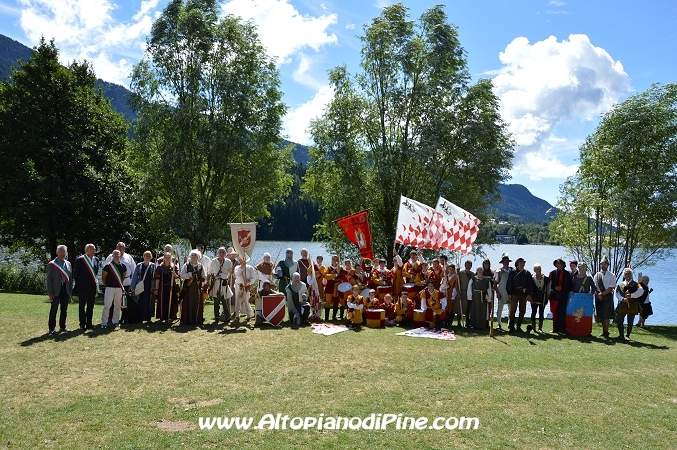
640, 325, 677, 341
20, 327, 88, 346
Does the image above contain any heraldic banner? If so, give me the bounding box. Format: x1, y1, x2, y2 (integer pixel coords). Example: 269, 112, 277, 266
394, 195, 480, 254
336, 210, 374, 260
229, 222, 257, 259
434, 197, 480, 255
394, 195, 438, 250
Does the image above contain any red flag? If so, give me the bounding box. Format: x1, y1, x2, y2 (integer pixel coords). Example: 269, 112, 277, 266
336, 210, 374, 260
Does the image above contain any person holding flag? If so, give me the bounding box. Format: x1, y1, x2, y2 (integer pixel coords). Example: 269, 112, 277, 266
46, 245, 73, 334
101, 249, 127, 329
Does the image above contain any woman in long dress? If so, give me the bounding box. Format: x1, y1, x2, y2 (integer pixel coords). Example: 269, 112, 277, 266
154, 252, 179, 322
467, 267, 492, 329
180, 250, 206, 325
131, 251, 156, 323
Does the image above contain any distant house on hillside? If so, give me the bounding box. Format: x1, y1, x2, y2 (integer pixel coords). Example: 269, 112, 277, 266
495, 234, 516, 244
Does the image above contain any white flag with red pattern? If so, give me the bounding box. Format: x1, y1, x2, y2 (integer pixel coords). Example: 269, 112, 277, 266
434, 197, 480, 255
394, 196, 439, 250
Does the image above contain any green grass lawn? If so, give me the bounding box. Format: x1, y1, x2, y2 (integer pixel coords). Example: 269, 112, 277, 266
1, 292, 675, 449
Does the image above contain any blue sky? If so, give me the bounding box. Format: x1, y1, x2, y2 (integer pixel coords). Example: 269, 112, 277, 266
1, 0, 676, 206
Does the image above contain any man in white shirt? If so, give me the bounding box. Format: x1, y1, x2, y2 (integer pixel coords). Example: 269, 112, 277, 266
592, 256, 616, 338
197, 244, 211, 270
105, 242, 135, 287
493, 253, 513, 331
207, 247, 233, 323
233, 256, 256, 322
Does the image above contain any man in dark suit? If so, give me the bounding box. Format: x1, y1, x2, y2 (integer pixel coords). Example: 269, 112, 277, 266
73, 243, 99, 330
46, 245, 73, 334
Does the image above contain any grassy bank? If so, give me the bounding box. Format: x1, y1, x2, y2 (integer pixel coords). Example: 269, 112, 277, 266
0, 292, 675, 449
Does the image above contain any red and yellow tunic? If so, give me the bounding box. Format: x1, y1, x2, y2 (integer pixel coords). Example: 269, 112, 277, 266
346, 294, 367, 325
420, 288, 444, 325
322, 265, 343, 307
382, 301, 396, 321
402, 260, 422, 285
395, 298, 414, 323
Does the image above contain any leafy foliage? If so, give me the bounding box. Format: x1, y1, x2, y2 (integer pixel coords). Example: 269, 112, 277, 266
129, 0, 293, 247
0, 39, 147, 263
304, 4, 513, 259
550, 83, 677, 276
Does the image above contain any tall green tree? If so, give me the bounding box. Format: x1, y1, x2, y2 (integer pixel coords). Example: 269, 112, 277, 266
130, 0, 293, 247
303, 3, 513, 259
0, 39, 145, 263
550, 83, 677, 277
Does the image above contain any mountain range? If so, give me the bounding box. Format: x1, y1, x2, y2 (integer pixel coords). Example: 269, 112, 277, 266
1, 33, 555, 224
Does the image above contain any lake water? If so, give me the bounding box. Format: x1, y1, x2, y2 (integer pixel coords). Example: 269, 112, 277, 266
233, 242, 675, 325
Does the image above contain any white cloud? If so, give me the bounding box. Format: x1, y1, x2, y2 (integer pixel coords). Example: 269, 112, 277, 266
512, 142, 579, 180
492, 34, 630, 180
548, 0, 566, 6
17, 0, 160, 85
292, 52, 326, 89
0, 2, 21, 15
345, 23, 355, 30
221, 0, 338, 65
374, 0, 391, 9
283, 85, 334, 144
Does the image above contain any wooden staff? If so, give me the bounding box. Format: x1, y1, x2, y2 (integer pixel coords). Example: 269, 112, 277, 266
489, 289, 495, 337
168, 265, 175, 323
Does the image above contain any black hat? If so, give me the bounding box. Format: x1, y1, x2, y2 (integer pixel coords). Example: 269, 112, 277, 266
515, 257, 526, 265
553, 258, 566, 268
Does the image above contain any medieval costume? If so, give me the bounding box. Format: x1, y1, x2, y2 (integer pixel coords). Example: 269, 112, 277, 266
275, 249, 298, 293
391, 254, 404, 298
455, 265, 474, 326
467, 272, 491, 329
615, 272, 644, 340
131, 259, 156, 323
548, 259, 573, 333
180, 260, 206, 325
234, 260, 256, 322
208, 254, 233, 322
531, 271, 550, 332
154, 262, 179, 322
382, 295, 396, 326
255, 253, 275, 289
440, 264, 458, 327
286, 273, 310, 325
420, 284, 445, 329
494, 254, 514, 330
395, 293, 414, 327
322, 258, 345, 321
346, 289, 367, 328
637, 277, 653, 327
507, 259, 535, 332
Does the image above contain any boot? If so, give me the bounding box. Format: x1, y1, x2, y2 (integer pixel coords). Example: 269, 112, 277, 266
255, 315, 264, 327
332, 306, 338, 321
531, 319, 537, 332
517, 319, 524, 332
508, 319, 515, 333
324, 308, 330, 322
538, 319, 544, 332
339, 306, 345, 320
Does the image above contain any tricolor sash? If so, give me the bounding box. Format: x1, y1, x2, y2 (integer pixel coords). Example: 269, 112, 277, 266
80, 254, 98, 285
48, 258, 71, 284
107, 262, 127, 307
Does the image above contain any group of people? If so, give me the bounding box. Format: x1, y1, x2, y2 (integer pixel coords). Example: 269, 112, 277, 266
46, 243, 654, 341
